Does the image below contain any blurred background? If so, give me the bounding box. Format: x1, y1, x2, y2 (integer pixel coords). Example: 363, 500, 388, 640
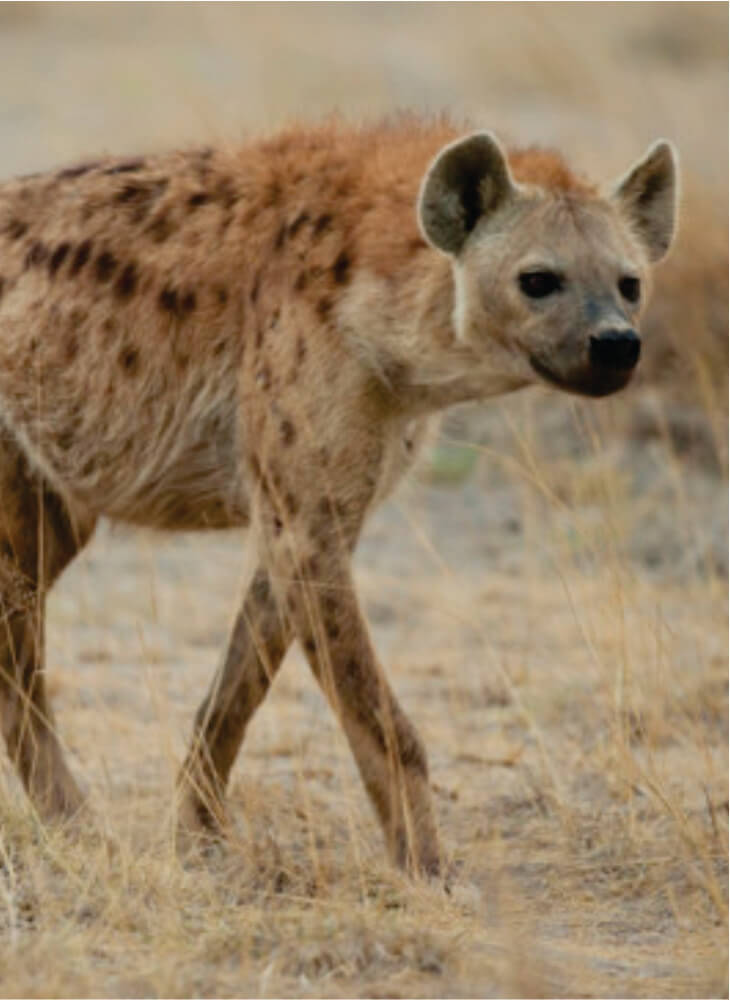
0, 3, 726, 182
0, 5, 726, 997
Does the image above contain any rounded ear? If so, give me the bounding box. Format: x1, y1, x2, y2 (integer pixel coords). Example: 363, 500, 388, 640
418, 132, 517, 255
611, 140, 679, 263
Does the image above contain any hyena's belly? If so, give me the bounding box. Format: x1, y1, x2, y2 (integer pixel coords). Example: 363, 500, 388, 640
0, 334, 249, 531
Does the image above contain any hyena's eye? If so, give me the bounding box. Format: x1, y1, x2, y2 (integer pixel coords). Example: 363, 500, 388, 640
518, 270, 563, 299
618, 275, 641, 303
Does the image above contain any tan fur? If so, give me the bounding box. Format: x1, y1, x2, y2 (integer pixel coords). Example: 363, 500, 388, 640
0, 118, 677, 875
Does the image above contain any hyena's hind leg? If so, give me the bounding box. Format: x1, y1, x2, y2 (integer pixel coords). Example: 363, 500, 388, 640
176, 567, 293, 846
0, 427, 95, 820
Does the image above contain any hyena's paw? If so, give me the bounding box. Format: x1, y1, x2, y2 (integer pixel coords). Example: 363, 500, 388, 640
174, 785, 230, 861
31, 767, 87, 828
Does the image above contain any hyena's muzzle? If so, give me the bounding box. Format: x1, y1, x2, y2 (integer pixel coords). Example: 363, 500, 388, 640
530, 322, 641, 398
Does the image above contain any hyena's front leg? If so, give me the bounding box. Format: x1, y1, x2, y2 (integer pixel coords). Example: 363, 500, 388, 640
176, 567, 292, 844
259, 496, 441, 877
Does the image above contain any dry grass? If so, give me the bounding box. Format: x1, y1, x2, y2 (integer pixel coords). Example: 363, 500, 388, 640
0, 4, 726, 997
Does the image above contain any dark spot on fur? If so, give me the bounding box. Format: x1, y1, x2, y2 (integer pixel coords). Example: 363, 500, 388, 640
5, 218, 28, 240
399, 733, 428, 775
115, 262, 138, 299
115, 179, 168, 222
274, 223, 287, 250
70, 239, 92, 276
306, 555, 320, 577
103, 316, 117, 337
250, 274, 260, 304
115, 183, 144, 204
64, 334, 78, 362
382, 358, 411, 388
317, 298, 332, 319
146, 213, 174, 243
304, 637, 316, 654
214, 177, 237, 210
255, 326, 264, 350
296, 337, 307, 363
159, 286, 178, 314
280, 419, 296, 446
95, 251, 117, 282
284, 492, 299, 516
314, 213, 332, 236
332, 250, 351, 284
25, 241, 47, 268
57, 161, 101, 180
273, 515, 283, 536
56, 427, 75, 451
188, 191, 209, 209
48, 242, 70, 276
288, 211, 310, 237
119, 345, 140, 375
103, 158, 145, 175
251, 570, 271, 605
326, 621, 340, 640
294, 271, 307, 292
180, 290, 196, 314
321, 596, 337, 617
215, 285, 228, 307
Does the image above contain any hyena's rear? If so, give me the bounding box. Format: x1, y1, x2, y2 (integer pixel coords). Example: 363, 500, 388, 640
0, 120, 677, 874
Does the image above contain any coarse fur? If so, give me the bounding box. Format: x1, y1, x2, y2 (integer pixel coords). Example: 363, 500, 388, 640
0, 117, 677, 875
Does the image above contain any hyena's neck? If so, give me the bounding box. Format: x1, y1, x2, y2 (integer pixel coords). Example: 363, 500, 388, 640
338, 248, 525, 416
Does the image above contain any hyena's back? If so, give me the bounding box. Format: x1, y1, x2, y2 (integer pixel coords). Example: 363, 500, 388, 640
0, 148, 260, 529
0, 122, 454, 530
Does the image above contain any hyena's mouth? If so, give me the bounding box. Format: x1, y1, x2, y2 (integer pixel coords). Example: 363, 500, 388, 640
529, 355, 634, 398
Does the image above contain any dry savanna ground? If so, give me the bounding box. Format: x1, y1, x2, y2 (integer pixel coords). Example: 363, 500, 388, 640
0, 5, 726, 998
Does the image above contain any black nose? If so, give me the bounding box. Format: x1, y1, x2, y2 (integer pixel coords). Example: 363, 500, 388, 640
589, 329, 641, 372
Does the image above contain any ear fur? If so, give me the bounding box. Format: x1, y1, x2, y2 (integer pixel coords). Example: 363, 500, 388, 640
611, 140, 679, 263
418, 132, 517, 255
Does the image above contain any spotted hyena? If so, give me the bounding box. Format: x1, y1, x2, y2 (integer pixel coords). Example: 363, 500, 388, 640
0, 120, 677, 875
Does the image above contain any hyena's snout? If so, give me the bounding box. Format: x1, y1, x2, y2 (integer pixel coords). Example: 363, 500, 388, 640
589, 327, 641, 373
530, 323, 643, 398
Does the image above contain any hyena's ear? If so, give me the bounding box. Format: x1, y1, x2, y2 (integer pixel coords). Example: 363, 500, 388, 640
611, 140, 679, 263
418, 132, 517, 255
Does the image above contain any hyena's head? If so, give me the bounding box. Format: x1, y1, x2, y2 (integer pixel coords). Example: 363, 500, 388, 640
418, 132, 678, 397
